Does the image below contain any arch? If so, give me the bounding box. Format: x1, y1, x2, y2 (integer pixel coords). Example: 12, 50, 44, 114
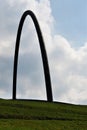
12, 10, 53, 102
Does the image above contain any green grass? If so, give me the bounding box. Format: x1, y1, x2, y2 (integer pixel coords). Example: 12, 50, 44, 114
0, 99, 87, 129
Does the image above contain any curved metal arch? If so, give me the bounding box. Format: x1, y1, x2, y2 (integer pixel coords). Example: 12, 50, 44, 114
13, 10, 53, 102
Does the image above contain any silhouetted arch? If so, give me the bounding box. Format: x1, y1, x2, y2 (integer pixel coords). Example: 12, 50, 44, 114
13, 10, 53, 102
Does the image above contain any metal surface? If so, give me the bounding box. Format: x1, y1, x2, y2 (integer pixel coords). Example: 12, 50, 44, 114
13, 10, 53, 102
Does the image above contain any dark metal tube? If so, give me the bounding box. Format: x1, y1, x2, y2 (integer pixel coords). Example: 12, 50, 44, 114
13, 10, 53, 102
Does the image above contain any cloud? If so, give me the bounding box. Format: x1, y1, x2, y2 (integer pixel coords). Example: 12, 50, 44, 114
0, 0, 52, 100
0, 0, 87, 104
50, 35, 87, 104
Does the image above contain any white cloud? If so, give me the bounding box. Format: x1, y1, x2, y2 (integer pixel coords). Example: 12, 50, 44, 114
50, 35, 87, 104
0, 0, 87, 104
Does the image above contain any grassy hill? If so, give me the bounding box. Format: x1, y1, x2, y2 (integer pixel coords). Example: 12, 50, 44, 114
0, 99, 87, 130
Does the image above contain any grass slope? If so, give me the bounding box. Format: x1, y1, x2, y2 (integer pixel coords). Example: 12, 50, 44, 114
0, 99, 87, 130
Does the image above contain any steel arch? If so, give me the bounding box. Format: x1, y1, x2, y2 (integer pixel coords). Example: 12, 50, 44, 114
12, 10, 53, 102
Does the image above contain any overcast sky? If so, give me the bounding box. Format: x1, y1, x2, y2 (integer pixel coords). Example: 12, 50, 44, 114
0, 0, 87, 104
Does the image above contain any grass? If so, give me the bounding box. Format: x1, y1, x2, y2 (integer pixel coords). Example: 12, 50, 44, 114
0, 99, 87, 129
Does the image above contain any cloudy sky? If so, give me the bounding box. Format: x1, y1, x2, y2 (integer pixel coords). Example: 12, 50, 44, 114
0, 0, 87, 105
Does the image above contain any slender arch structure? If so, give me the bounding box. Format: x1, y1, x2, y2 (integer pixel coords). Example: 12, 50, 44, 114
13, 10, 53, 102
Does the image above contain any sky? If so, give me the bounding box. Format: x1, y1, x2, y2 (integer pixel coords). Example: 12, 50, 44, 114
0, 0, 87, 104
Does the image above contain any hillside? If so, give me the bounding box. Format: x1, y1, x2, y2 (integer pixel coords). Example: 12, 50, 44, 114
0, 99, 87, 130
